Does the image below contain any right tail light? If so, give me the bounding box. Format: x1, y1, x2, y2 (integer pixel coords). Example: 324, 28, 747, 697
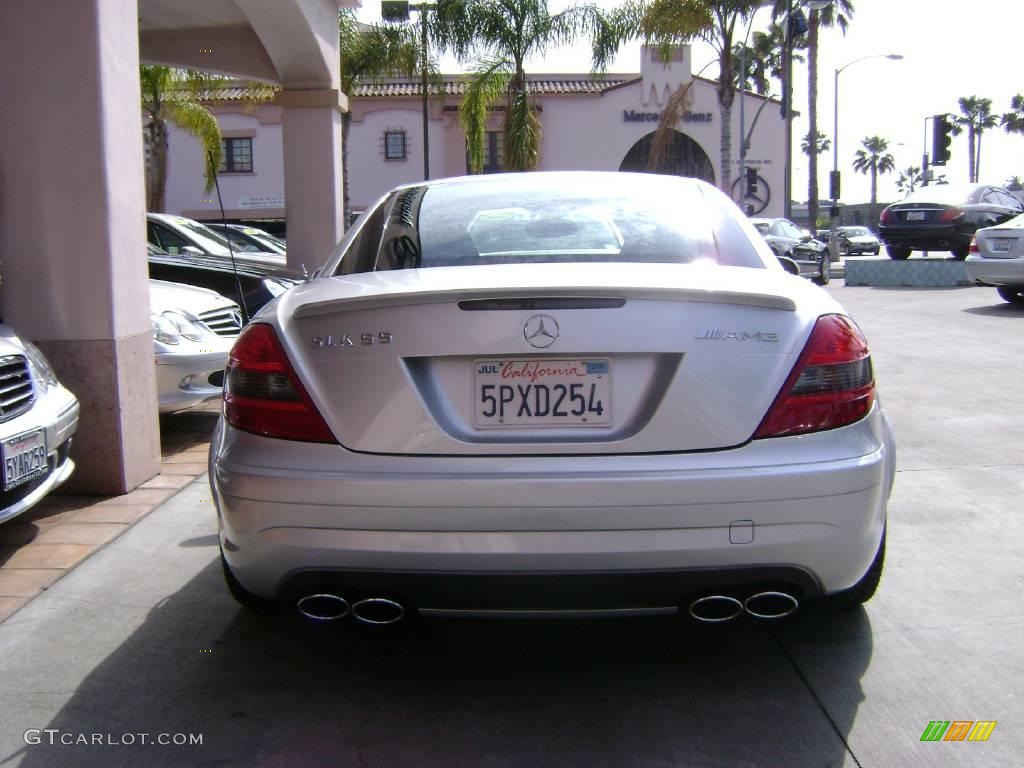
754, 314, 875, 439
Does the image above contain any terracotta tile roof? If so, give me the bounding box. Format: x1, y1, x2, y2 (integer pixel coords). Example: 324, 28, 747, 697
353, 76, 635, 97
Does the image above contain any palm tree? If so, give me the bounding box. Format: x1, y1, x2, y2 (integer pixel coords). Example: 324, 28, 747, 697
732, 22, 802, 97
801, 130, 830, 157
435, 0, 600, 173
852, 136, 894, 224
340, 11, 422, 222
1006, 175, 1024, 192
954, 95, 997, 182
140, 66, 225, 212
773, 0, 853, 234
895, 165, 922, 195
1001, 94, 1024, 135
594, 1, 764, 196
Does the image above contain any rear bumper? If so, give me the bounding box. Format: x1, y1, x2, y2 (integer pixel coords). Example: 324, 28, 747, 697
211, 406, 895, 605
965, 255, 1024, 286
879, 224, 972, 250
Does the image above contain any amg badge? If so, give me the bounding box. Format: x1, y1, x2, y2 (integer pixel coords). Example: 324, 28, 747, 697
695, 330, 779, 342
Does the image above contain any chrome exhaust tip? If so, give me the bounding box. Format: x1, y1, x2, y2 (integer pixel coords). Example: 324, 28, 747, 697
744, 591, 799, 620
688, 595, 744, 623
351, 598, 405, 625
296, 593, 350, 621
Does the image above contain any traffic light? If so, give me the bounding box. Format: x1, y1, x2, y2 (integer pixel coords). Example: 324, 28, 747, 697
745, 166, 758, 197
829, 170, 841, 200
932, 115, 952, 166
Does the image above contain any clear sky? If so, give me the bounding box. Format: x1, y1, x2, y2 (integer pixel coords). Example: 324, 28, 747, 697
357, 0, 1024, 205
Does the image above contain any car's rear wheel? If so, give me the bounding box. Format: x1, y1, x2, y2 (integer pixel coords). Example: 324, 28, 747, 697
827, 529, 885, 608
997, 285, 1024, 304
221, 550, 280, 612
886, 245, 911, 260
813, 255, 831, 285
951, 246, 969, 260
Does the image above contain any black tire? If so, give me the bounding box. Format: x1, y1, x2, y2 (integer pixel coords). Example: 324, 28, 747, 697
221, 550, 280, 612
951, 246, 969, 260
828, 530, 885, 609
886, 245, 911, 260
997, 285, 1024, 304
813, 254, 831, 285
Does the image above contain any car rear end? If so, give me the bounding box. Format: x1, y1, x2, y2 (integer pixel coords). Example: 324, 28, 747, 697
210, 173, 895, 619
966, 215, 1024, 286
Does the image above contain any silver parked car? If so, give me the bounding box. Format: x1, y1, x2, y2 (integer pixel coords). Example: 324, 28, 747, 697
150, 280, 241, 413
0, 325, 79, 526
209, 172, 895, 624
965, 213, 1024, 303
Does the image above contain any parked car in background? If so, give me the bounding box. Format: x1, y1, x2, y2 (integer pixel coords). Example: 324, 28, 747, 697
147, 213, 284, 265
0, 325, 78, 526
210, 172, 894, 625
834, 226, 881, 256
965, 213, 1024, 304
749, 217, 831, 284
150, 279, 241, 413
878, 183, 1024, 260
205, 223, 287, 256
148, 243, 301, 318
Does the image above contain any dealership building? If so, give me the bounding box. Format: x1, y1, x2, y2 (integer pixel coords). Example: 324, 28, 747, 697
165, 45, 786, 227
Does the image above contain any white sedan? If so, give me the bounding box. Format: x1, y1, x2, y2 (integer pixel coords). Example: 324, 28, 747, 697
150, 280, 240, 413
0, 325, 79, 525
965, 213, 1024, 303
209, 172, 896, 625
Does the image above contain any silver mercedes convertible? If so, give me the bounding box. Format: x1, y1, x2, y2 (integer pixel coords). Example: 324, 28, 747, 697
209, 172, 896, 625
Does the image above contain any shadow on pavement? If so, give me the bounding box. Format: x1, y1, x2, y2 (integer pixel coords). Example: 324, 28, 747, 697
961, 302, 1024, 317
13, 560, 874, 768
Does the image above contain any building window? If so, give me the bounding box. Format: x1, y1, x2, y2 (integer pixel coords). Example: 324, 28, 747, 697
384, 130, 407, 160
219, 137, 253, 173
482, 131, 503, 174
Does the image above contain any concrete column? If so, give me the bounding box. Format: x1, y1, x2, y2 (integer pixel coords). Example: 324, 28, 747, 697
0, 0, 160, 494
277, 89, 348, 275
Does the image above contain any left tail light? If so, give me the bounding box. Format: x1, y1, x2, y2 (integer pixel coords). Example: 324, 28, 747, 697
224, 323, 336, 443
879, 208, 893, 225
969, 236, 979, 253
754, 314, 875, 439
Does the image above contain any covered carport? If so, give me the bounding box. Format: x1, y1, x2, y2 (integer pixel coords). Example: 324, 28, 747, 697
0, 0, 356, 494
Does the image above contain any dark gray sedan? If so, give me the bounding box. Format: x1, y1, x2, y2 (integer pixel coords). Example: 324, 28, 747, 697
749, 217, 830, 285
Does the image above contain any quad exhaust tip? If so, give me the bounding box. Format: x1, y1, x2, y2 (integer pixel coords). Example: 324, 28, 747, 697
688, 591, 799, 623
351, 597, 405, 625
688, 595, 744, 623
744, 591, 799, 620
296, 593, 350, 621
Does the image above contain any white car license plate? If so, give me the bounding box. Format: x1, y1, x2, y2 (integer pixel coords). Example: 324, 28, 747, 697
991, 237, 1015, 252
906, 211, 926, 221
474, 359, 612, 428
2, 429, 48, 491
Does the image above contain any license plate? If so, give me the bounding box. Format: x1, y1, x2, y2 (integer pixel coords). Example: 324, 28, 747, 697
906, 211, 927, 221
991, 237, 1015, 252
2, 429, 48, 491
474, 359, 612, 428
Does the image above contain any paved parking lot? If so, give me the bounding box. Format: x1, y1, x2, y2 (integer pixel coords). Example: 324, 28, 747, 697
0, 283, 1021, 767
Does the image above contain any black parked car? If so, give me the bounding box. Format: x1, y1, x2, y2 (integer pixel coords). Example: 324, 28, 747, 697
147, 244, 302, 318
749, 217, 830, 285
879, 183, 1024, 260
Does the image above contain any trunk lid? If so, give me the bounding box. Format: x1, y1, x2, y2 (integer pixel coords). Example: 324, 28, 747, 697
273, 263, 831, 455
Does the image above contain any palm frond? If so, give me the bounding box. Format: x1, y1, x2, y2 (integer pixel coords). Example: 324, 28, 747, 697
504, 88, 541, 171
165, 98, 222, 192
459, 57, 513, 174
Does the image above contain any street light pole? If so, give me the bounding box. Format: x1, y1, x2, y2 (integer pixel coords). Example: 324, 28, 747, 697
830, 53, 903, 251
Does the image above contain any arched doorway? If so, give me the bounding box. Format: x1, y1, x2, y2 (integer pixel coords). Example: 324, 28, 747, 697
618, 130, 715, 184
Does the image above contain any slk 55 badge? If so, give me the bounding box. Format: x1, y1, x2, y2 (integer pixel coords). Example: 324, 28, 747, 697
311, 332, 394, 347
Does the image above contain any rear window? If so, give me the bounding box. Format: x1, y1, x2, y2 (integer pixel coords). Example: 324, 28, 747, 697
338, 174, 767, 274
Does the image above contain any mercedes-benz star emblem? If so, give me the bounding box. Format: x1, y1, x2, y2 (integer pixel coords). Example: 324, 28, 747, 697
523, 314, 559, 348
